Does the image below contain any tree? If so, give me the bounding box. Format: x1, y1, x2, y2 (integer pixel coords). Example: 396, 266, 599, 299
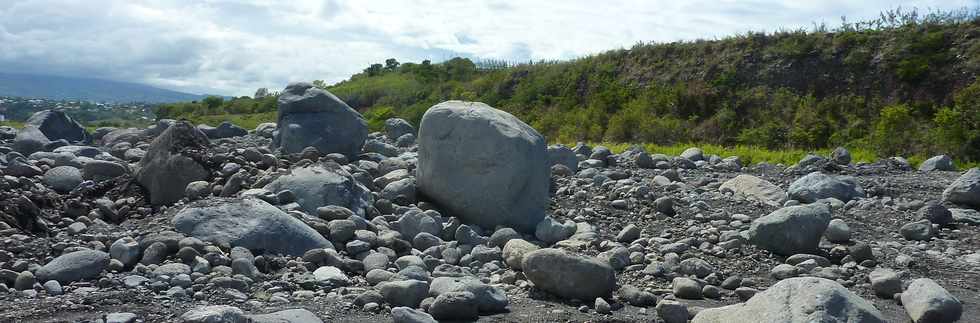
254, 88, 270, 99
202, 96, 224, 114
364, 64, 383, 77
385, 58, 400, 71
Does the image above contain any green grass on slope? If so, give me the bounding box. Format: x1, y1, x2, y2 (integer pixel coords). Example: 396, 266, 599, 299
180, 112, 276, 131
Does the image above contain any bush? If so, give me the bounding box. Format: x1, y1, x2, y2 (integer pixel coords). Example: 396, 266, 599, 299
873, 104, 919, 156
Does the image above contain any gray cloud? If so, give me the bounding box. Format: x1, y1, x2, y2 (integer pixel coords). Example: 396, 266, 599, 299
0, 0, 974, 96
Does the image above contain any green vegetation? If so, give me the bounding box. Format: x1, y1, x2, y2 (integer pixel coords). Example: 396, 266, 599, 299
153, 8, 980, 166
153, 95, 278, 129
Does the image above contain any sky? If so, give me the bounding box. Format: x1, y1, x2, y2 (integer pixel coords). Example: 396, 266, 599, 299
0, 0, 976, 96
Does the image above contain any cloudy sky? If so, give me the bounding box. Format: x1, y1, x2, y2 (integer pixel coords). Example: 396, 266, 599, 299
0, 0, 975, 96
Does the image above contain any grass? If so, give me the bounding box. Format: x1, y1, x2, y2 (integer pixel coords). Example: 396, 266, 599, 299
178, 112, 276, 131
0, 120, 24, 129
571, 142, 979, 170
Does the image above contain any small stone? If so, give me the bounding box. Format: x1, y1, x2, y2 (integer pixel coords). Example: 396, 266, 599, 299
672, 277, 701, 299
869, 268, 902, 298
656, 300, 689, 323
595, 297, 612, 314
824, 219, 851, 243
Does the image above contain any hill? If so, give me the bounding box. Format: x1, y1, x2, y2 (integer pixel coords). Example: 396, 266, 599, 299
0, 72, 209, 103
156, 8, 980, 162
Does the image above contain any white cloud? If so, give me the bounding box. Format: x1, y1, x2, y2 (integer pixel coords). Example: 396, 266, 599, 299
0, 0, 974, 96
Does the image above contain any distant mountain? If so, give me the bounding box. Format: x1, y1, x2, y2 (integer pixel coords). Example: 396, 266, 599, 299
0, 72, 212, 103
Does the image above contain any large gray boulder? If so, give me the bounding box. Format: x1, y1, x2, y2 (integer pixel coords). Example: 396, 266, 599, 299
521, 248, 616, 300
720, 174, 787, 207
135, 121, 210, 205
788, 172, 865, 203
901, 278, 962, 323
547, 144, 578, 172
172, 197, 332, 256
35, 250, 109, 284
943, 168, 980, 208
12, 125, 51, 155
692, 277, 885, 323
919, 155, 955, 172
43, 166, 83, 193
746, 203, 831, 256
272, 82, 368, 158
25, 110, 89, 143
417, 101, 549, 232
263, 162, 373, 217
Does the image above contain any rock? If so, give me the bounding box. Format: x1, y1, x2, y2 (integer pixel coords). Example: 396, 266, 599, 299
379, 280, 429, 307
42, 166, 83, 193
185, 181, 210, 200
719, 174, 788, 206
12, 125, 50, 155
547, 144, 579, 172
619, 285, 658, 307
918, 202, 952, 226
263, 162, 373, 217
673, 277, 702, 299
429, 291, 480, 320
746, 203, 831, 256
502, 239, 539, 270
105, 313, 138, 323
901, 278, 962, 323
679, 258, 714, 278
179, 305, 248, 323
14, 271, 35, 291
616, 224, 641, 243
391, 307, 437, 323
831, 147, 851, 164
4, 156, 43, 177
825, 219, 851, 243
788, 172, 865, 203
521, 248, 616, 300
172, 197, 332, 256
35, 250, 109, 284
919, 155, 955, 172
417, 101, 549, 232
199, 121, 247, 139
109, 237, 141, 268
488, 227, 521, 248
943, 168, 980, 208
385, 118, 416, 141
313, 266, 350, 286
692, 277, 885, 323
254, 123, 277, 138
135, 121, 210, 205
900, 219, 934, 241
248, 309, 323, 323
951, 208, 980, 225
0, 125, 16, 139
381, 178, 416, 204
82, 160, 128, 181
25, 110, 89, 143
868, 268, 902, 298
428, 276, 508, 313
657, 300, 690, 323
681, 147, 704, 161
272, 82, 368, 158
535, 216, 576, 244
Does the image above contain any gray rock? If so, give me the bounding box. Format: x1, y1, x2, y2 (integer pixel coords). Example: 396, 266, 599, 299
692, 277, 885, 323
831, 147, 851, 164
272, 82, 368, 158
82, 160, 128, 181
379, 279, 429, 307
179, 305, 249, 323
173, 197, 332, 256
825, 219, 851, 243
521, 248, 616, 300
919, 155, 955, 172
951, 208, 980, 225
313, 266, 350, 286
4, 156, 43, 177
0, 125, 16, 139
788, 172, 865, 203
199, 121, 247, 139
417, 101, 549, 232
488, 227, 521, 248
110, 237, 142, 268
26, 110, 89, 143
264, 162, 373, 217
901, 278, 962, 323
385, 118, 416, 141
868, 268, 902, 298
680, 147, 704, 161
535, 216, 576, 244
381, 178, 416, 204
14, 271, 35, 291
502, 239, 539, 270
12, 126, 50, 155
719, 174, 788, 207
673, 277, 702, 299
184, 181, 211, 200
43, 166, 82, 193
746, 203, 831, 256
391, 307, 437, 323
42, 280, 62, 295
900, 219, 934, 241
943, 168, 980, 208
135, 121, 210, 205
105, 313, 139, 323
918, 202, 953, 226
35, 250, 109, 284
619, 285, 658, 307
254, 123, 277, 138
248, 309, 323, 323
429, 276, 508, 313
615, 224, 641, 243
547, 144, 579, 172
